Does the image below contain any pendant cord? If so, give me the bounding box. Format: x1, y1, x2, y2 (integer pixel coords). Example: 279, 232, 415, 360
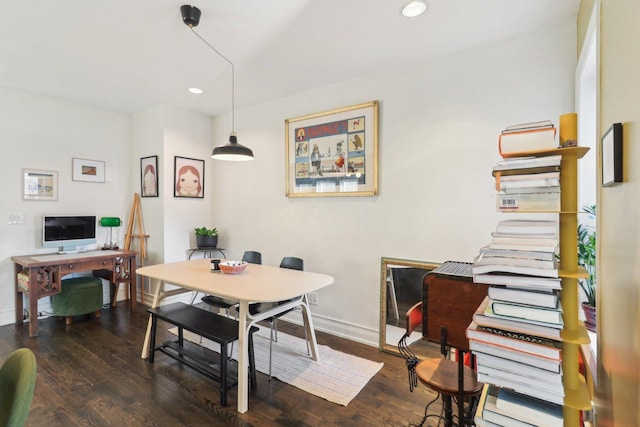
190, 27, 235, 133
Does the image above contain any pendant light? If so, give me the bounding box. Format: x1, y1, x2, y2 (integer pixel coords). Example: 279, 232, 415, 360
180, 5, 254, 161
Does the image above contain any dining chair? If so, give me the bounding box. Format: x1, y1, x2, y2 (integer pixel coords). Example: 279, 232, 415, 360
242, 250, 262, 265
201, 250, 262, 315
250, 256, 310, 380
398, 301, 483, 427
0, 348, 37, 427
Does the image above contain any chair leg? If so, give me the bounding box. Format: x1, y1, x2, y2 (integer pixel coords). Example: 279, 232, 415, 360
269, 319, 275, 380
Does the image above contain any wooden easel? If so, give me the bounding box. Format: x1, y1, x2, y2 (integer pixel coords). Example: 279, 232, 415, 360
124, 193, 148, 261
114, 193, 149, 306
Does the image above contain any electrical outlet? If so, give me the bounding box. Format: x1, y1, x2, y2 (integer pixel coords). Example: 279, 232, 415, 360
308, 292, 319, 305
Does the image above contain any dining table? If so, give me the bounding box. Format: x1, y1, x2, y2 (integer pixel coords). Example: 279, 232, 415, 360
136, 258, 334, 413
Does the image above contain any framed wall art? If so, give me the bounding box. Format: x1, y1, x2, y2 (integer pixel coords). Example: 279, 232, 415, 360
601, 122, 623, 187
285, 100, 379, 197
72, 158, 105, 182
140, 155, 159, 197
23, 168, 58, 201
174, 156, 205, 198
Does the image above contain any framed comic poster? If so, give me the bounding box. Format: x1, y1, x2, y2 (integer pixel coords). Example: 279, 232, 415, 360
23, 168, 58, 201
140, 155, 159, 197
174, 156, 204, 198
285, 100, 379, 197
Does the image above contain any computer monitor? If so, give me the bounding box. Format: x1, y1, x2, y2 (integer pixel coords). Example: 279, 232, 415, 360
42, 215, 97, 253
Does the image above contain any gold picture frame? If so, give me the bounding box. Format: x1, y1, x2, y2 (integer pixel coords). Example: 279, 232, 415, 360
285, 100, 379, 197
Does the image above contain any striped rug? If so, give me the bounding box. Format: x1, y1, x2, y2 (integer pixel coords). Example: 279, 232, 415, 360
169, 325, 383, 406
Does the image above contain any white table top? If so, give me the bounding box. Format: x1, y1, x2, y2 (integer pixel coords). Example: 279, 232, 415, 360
136, 258, 334, 303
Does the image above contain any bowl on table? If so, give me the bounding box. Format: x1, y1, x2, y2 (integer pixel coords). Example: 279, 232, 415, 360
219, 260, 248, 274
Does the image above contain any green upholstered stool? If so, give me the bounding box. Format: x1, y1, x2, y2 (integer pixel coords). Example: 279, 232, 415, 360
52, 277, 104, 325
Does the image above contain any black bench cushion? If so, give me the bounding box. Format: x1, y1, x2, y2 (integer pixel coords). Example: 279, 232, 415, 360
147, 302, 240, 345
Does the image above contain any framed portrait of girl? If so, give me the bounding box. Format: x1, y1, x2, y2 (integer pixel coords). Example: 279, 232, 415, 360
140, 155, 159, 197
174, 156, 205, 198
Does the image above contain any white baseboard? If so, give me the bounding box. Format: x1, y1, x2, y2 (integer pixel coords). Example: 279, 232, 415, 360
4, 289, 379, 350
137, 289, 380, 348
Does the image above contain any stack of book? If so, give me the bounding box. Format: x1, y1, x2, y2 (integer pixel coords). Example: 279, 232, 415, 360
470, 128, 567, 424
493, 155, 562, 212
469, 219, 565, 407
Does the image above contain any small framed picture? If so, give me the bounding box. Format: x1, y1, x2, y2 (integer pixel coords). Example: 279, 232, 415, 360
72, 158, 105, 183
601, 122, 623, 187
23, 169, 58, 201
174, 156, 205, 198
140, 155, 159, 197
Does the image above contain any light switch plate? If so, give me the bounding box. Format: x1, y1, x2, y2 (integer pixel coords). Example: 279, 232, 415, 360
7, 213, 26, 224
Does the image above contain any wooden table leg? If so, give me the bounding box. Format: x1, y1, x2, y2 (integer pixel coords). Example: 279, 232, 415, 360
299, 298, 320, 361
237, 301, 249, 413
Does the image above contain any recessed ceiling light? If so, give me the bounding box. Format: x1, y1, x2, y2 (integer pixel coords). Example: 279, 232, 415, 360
188, 87, 204, 94
401, 0, 427, 18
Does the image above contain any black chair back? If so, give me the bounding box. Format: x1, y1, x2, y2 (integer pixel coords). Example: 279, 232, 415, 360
242, 251, 262, 265
279, 256, 303, 271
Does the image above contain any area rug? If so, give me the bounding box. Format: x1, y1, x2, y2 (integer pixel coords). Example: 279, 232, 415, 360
168, 325, 383, 406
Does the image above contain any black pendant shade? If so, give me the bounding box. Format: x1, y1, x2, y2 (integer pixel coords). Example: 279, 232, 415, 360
181, 5, 255, 161
211, 133, 254, 161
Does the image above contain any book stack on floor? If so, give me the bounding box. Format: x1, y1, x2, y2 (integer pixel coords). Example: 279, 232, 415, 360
470, 121, 566, 425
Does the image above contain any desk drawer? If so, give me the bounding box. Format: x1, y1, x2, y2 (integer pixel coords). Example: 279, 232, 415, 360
60, 258, 114, 276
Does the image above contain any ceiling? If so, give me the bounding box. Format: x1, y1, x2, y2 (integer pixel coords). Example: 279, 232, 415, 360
0, 0, 579, 117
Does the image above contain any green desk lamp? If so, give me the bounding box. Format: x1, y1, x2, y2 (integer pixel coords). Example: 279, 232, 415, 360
100, 217, 121, 250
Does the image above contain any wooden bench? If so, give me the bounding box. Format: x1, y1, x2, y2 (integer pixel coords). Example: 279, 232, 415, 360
147, 302, 257, 406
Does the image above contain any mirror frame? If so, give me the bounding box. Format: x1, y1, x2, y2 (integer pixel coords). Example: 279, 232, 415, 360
379, 257, 440, 356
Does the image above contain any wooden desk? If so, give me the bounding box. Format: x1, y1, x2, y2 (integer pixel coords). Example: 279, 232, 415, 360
136, 258, 334, 413
12, 250, 137, 337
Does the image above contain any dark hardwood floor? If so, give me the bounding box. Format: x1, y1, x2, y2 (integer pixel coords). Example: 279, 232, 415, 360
1, 302, 447, 427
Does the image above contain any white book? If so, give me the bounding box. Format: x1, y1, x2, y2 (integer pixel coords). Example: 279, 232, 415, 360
491, 231, 557, 239
498, 127, 558, 156
500, 172, 560, 182
493, 155, 562, 172
500, 186, 560, 194
476, 255, 556, 270
475, 352, 563, 381
472, 263, 559, 278
488, 242, 558, 253
497, 192, 560, 212
488, 286, 558, 308
473, 273, 561, 291
498, 177, 560, 190
470, 343, 562, 373
477, 364, 564, 393
476, 372, 564, 405
495, 220, 558, 235
482, 385, 537, 427
478, 246, 556, 262
496, 388, 563, 427
490, 235, 558, 247
473, 298, 562, 341
490, 299, 563, 325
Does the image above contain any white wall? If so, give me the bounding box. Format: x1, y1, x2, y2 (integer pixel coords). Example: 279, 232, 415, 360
0, 88, 131, 324
210, 20, 577, 344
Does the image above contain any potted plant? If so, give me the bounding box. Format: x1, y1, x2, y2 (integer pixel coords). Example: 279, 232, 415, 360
195, 226, 218, 248
577, 204, 596, 331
